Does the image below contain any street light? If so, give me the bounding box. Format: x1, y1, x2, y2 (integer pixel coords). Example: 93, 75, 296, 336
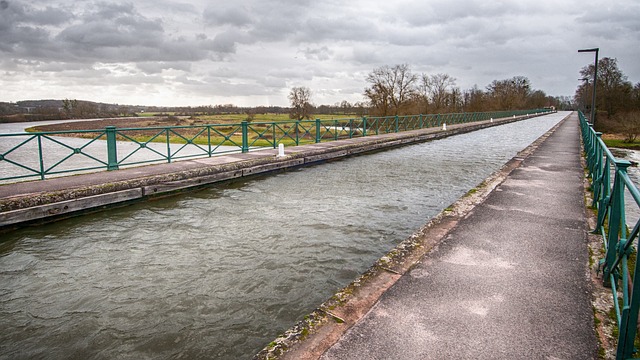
579, 77, 590, 114
578, 48, 599, 127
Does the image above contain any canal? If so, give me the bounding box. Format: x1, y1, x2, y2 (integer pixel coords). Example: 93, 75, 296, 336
0, 112, 567, 359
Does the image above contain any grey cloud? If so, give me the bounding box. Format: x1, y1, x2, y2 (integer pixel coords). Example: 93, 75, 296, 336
144, 0, 199, 15
350, 46, 385, 65
56, 3, 164, 49
21, 5, 72, 26
173, 74, 206, 85
137, 61, 192, 74
260, 76, 287, 88
395, 0, 541, 27
0, 1, 72, 27
0, 1, 57, 49
82, 2, 139, 22
297, 16, 378, 43
209, 66, 240, 78
2, 1, 242, 65
577, 3, 640, 40
34, 62, 95, 72
57, 21, 162, 49
182, 77, 276, 98
203, 4, 253, 27
302, 46, 332, 61
208, 30, 246, 54
1, 0, 638, 106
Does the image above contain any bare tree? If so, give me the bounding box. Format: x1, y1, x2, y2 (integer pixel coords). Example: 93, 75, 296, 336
463, 85, 486, 112
422, 73, 457, 113
486, 76, 531, 110
288, 86, 313, 120
579, 57, 633, 116
364, 64, 417, 116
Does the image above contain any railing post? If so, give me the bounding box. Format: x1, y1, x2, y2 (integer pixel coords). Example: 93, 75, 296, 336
620, 247, 640, 359
603, 160, 631, 287
362, 116, 367, 137
315, 118, 321, 143
419, 114, 423, 128
272, 122, 277, 149
106, 126, 119, 170
295, 121, 300, 145
595, 156, 611, 232
207, 126, 212, 156
166, 128, 171, 163
349, 118, 354, 139
590, 132, 602, 177
591, 133, 604, 208
394, 115, 399, 133
241, 121, 249, 153
37, 134, 45, 179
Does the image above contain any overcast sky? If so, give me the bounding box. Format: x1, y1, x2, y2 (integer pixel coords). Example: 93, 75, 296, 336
1, 0, 638, 107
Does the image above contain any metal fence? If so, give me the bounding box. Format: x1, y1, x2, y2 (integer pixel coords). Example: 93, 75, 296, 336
0, 109, 551, 182
581, 111, 640, 359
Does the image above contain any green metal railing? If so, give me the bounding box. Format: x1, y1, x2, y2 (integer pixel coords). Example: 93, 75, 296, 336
0, 109, 551, 182
581, 111, 640, 359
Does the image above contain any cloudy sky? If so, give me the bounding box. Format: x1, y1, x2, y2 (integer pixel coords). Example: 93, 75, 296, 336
1, 0, 638, 107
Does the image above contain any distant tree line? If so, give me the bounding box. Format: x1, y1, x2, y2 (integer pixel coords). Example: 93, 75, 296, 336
3, 64, 575, 124
361, 64, 567, 117
285, 64, 571, 121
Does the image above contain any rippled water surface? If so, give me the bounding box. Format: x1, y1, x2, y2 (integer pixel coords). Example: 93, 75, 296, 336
0, 113, 567, 359
606, 148, 640, 226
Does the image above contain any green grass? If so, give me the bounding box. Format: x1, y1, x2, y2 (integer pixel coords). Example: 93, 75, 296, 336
603, 139, 640, 150
192, 113, 358, 123
137, 112, 176, 117
118, 133, 320, 148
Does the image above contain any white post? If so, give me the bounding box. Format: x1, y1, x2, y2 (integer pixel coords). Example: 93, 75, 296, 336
490, 118, 493, 123
277, 143, 285, 157
442, 123, 447, 131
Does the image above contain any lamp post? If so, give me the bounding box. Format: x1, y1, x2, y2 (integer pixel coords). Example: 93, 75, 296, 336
578, 48, 599, 127
579, 77, 590, 114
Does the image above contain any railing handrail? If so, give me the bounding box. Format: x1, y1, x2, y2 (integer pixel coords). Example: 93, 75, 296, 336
0, 108, 552, 182
2, 109, 550, 137
580, 110, 640, 359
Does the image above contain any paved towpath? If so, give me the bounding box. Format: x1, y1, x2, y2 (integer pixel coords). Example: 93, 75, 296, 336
320, 113, 598, 359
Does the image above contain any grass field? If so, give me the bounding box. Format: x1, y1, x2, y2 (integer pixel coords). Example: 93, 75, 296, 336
134, 113, 358, 123
25, 114, 365, 150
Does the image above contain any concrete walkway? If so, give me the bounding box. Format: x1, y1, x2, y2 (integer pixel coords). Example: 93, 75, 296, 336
320, 113, 598, 359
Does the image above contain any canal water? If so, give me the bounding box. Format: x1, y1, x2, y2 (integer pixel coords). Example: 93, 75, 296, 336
0, 113, 567, 359
606, 148, 640, 226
